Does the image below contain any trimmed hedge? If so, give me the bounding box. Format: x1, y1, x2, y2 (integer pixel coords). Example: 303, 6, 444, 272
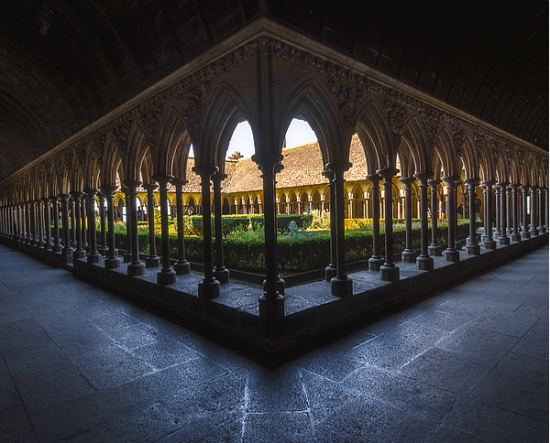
111, 219, 475, 274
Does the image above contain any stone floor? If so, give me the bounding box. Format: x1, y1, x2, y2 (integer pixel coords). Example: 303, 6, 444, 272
0, 244, 547, 442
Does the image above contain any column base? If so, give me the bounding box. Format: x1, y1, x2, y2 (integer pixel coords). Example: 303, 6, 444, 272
61, 247, 73, 259
44, 243, 52, 251
368, 256, 384, 271
259, 294, 285, 338
174, 260, 191, 275
498, 236, 510, 246
157, 269, 176, 285
214, 267, 230, 284
263, 278, 286, 296
330, 276, 352, 297
145, 256, 160, 268
198, 278, 220, 300
127, 262, 145, 277
105, 257, 120, 269
444, 248, 460, 262
416, 255, 433, 271
510, 233, 521, 242
123, 253, 132, 263
529, 228, 539, 237
324, 264, 337, 281
521, 231, 531, 240
73, 249, 86, 260
466, 244, 480, 255
87, 253, 100, 264
53, 244, 63, 254
428, 244, 442, 256
541, 227, 547, 234
99, 246, 109, 256
483, 240, 497, 250
380, 264, 400, 282
401, 249, 417, 263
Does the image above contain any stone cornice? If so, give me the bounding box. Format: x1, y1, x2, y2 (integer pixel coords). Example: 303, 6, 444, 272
0, 17, 546, 189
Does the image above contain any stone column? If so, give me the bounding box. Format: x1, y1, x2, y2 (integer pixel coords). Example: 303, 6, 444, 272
544, 188, 549, 234
30, 201, 38, 246
102, 186, 119, 269
86, 189, 100, 263
367, 174, 384, 271
51, 197, 62, 253
494, 185, 501, 238
323, 169, 337, 280
521, 185, 531, 239
415, 173, 434, 270
69, 197, 76, 248
465, 179, 480, 255
378, 167, 400, 281
143, 183, 160, 268
327, 162, 352, 297
252, 153, 285, 330
400, 177, 416, 263
212, 172, 229, 283
99, 193, 107, 254
36, 201, 44, 247
498, 182, 510, 245
80, 197, 87, 251
482, 181, 496, 249
538, 188, 545, 233
173, 179, 191, 274
428, 179, 442, 255
510, 184, 521, 242
506, 185, 513, 235
529, 187, 539, 236
60, 194, 73, 260
71, 192, 86, 260
194, 166, 219, 298
443, 176, 459, 261
43, 199, 52, 250
156, 177, 176, 285
125, 182, 144, 276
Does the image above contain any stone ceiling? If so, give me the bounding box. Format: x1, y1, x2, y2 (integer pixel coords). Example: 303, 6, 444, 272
0, 0, 547, 180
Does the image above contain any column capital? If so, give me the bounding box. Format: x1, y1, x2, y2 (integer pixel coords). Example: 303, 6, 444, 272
143, 183, 158, 192
70, 191, 83, 199
520, 184, 530, 191
400, 177, 415, 186
428, 178, 441, 186
152, 175, 173, 185
100, 185, 117, 195
497, 181, 509, 188
366, 173, 381, 183
442, 175, 460, 185
463, 178, 479, 187
414, 172, 432, 182
480, 180, 494, 188
376, 167, 399, 179
122, 180, 142, 189
325, 161, 352, 176
171, 178, 189, 187
192, 164, 218, 178
211, 172, 228, 183
84, 188, 98, 197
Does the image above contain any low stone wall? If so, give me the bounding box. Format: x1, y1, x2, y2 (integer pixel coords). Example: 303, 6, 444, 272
0, 233, 547, 361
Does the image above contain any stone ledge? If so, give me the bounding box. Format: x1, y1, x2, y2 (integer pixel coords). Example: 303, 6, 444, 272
0, 234, 547, 361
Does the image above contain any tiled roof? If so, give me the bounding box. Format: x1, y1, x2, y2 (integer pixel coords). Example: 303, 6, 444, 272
179, 134, 367, 194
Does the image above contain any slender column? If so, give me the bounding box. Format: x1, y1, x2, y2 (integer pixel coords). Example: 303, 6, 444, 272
378, 167, 400, 281
510, 184, 521, 242
428, 179, 442, 255
173, 179, 191, 274
494, 185, 501, 238
123, 188, 133, 262
35, 201, 44, 247
69, 197, 76, 248
538, 188, 545, 233
465, 179, 480, 254
85, 189, 100, 263
529, 187, 539, 236
401, 177, 416, 263
101, 186, 120, 269
43, 199, 51, 249
60, 194, 73, 260
497, 182, 510, 245
99, 193, 107, 254
212, 172, 229, 283
26, 202, 32, 244
443, 176, 459, 261
521, 185, 531, 239
125, 182, 144, 275
143, 183, 160, 268
154, 177, 175, 285
415, 173, 434, 270
81, 197, 88, 250
367, 174, 384, 271
482, 181, 497, 249
323, 169, 337, 280
30, 201, 38, 245
506, 185, 513, 235
251, 154, 284, 329
194, 166, 219, 298
545, 188, 549, 234
71, 192, 86, 260
327, 162, 352, 297
51, 197, 62, 252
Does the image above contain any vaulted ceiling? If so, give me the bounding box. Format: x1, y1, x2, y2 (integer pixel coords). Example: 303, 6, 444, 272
0, 0, 547, 180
